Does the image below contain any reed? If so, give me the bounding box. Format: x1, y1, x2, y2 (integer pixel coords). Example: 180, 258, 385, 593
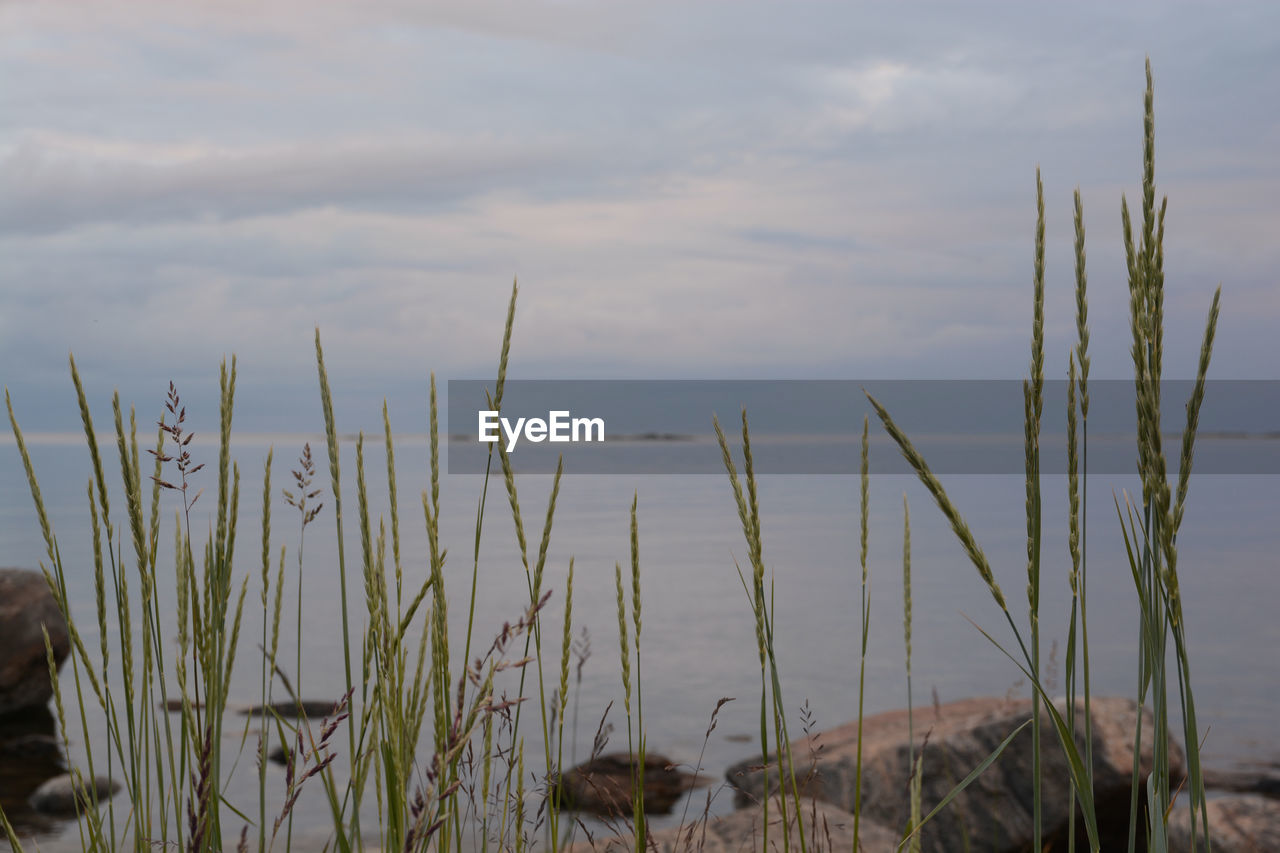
1025, 166, 1047, 853
713, 410, 809, 853
628, 496, 646, 850
3, 359, 249, 851
554, 557, 574, 847
1, 282, 559, 853
313, 330, 361, 853
1115, 60, 1218, 853
901, 495, 921, 853
876, 61, 1217, 853
852, 416, 870, 852
256, 448, 273, 853
1065, 177, 1095, 853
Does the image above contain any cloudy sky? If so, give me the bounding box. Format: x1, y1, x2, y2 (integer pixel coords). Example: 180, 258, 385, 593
2, 2, 1277, 432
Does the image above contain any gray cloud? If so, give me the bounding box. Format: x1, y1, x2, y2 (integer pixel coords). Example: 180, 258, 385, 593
0, 134, 592, 235
2, 0, 1278, 433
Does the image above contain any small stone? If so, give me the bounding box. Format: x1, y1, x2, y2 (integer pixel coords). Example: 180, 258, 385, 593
553, 752, 707, 815
159, 698, 204, 713
28, 773, 120, 816
240, 699, 342, 719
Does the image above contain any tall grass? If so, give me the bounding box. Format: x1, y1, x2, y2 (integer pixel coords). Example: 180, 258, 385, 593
0, 283, 566, 853
714, 410, 809, 853
1114, 60, 1219, 853
871, 60, 1217, 853
853, 417, 871, 851
1, 64, 1222, 853
4, 362, 248, 852
1064, 178, 1095, 853
1026, 166, 1048, 853
901, 495, 922, 853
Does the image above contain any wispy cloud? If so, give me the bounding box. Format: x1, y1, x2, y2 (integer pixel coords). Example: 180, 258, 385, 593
0, 132, 589, 234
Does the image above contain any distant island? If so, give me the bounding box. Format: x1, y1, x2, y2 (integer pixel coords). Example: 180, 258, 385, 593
446, 431, 695, 443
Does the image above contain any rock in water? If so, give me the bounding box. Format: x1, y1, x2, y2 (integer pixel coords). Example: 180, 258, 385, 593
566, 795, 900, 853
1201, 764, 1280, 798
159, 698, 204, 713
554, 752, 707, 815
1168, 794, 1280, 852
0, 705, 66, 834
240, 699, 342, 719
0, 568, 70, 716
726, 695, 1184, 853
28, 773, 120, 816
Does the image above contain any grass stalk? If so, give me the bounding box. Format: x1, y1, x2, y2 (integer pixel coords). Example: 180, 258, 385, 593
869, 341, 1100, 851
1073, 186, 1095, 793
629, 495, 646, 851
902, 494, 921, 853
257, 448, 274, 853
313, 330, 361, 853
1071, 182, 1096, 853
1066, 353, 1081, 853
1026, 167, 1047, 853
852, 416, 870, 852
714, 410, 809, 853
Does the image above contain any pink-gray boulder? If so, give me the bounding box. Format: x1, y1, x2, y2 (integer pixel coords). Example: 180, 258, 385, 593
1168, 794, 1280, 852
0, 568, 70, 716
726, 695, 1184, 853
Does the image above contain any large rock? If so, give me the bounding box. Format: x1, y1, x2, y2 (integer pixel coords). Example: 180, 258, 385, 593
1168, 794, 1280, 852
553, 752, 709, 815
569, 795, 901, 853
0, 568, 70, 716
727, 695, 1184, 853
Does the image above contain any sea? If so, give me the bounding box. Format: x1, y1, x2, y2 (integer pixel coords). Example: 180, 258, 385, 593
2, 427, 1278, 850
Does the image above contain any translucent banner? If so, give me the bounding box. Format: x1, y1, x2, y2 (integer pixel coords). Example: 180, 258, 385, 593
445, 380, 1280, 475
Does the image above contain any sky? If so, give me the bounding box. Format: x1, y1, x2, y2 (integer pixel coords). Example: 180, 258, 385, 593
2, 1, 1278, 434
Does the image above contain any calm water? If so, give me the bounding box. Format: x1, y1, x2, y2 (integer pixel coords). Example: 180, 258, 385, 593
2, 432, 1278, 849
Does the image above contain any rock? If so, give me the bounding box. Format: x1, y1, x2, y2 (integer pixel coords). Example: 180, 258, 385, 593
0, 705, 66, 834
726, 695, 1184, 853
0, 568, 70, 716
159, 698, 204, 713
0, 731, 61, 762
1168, 794, 1280, 852
1202, 764, 1280, 798
28, 772, 120, 816
553, 752, 709, 815
568, 795, 901, 853
240, 699, 342, 719
0, 704, 62, 764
